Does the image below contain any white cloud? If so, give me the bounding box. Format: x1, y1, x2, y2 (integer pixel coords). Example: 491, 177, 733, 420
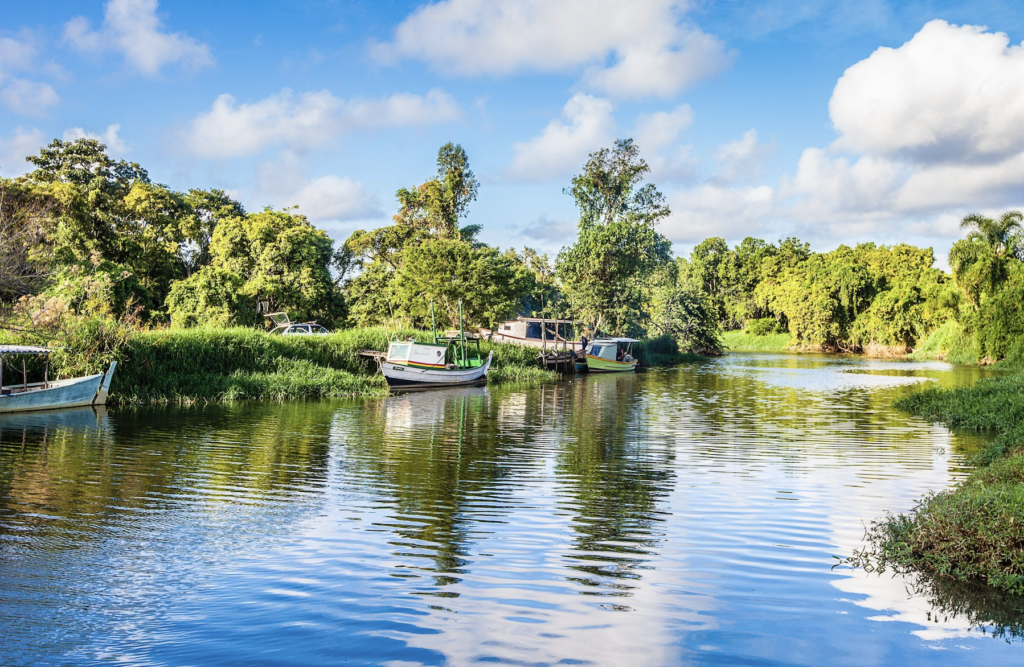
713, 129, 773, 184
287, 176, 383, 222
830, 20, 1024, 163
0, 79, 58, 117
182, 88, 462, 159
0, 127, 46, 177
373, 0, 733, 98
634, 104, 697, 183
64, 0, 213, 76
62, 124, 130, 154
0, 33, 37, 82
779, 20, 1024, 243
661, 184, 774, 243
505, 94, 615, 182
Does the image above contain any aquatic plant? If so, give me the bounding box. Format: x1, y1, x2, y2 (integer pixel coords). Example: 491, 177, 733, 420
850, 372, 1024, 593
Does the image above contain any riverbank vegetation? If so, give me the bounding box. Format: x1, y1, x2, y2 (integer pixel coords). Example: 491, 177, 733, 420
0, 137, 720, 403
849, 372, 1024, 594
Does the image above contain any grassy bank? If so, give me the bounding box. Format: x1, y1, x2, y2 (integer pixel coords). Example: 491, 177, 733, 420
721, 330, 794, 352
106, 327, 563, 404
849, 372, 1024, 594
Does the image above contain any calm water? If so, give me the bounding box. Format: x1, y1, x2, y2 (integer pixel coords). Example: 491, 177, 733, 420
2, 353, 1022, 666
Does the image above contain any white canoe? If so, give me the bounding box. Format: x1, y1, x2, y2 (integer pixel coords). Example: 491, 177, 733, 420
0, 361, 116, 414
382, 352, 492, 389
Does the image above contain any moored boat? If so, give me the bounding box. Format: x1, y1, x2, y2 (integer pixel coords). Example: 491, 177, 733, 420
378, 301, 492, 390
585, 338, 638, 373
0, 345, 117, 414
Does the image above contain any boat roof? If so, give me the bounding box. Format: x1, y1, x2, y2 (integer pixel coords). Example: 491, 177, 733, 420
590, 337, 639, 344
0, 345, 51, 355
512, 317, 580, 324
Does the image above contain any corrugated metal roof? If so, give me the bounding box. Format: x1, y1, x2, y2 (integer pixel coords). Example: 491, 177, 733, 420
0, 345, 52, 355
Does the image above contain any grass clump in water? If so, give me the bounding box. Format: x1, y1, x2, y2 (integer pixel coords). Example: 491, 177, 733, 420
849, 371, 1024, 593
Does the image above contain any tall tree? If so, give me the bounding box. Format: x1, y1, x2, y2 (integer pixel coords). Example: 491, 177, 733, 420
949, 211, 1024, 306
556, 139, 672, 335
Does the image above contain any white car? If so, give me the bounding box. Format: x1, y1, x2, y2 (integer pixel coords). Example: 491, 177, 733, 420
282, 323, 330, 335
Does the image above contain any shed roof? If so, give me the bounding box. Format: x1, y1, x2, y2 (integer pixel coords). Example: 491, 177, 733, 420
590, 337, 639, 344
0, 345, 51, 355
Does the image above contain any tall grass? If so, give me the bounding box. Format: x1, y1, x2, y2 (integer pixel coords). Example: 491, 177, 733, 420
721, 330, 794, 352
849, 371, 1024, 593
910, 320, 980, 364
633, 334, 706, 366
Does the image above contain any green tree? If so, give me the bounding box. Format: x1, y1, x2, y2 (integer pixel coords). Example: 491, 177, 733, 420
949, 211, 1024, 306
209, 208, 343, 323
557, 139, 672, 335
395, 237, 533, 329
165, 266, 255, 328
648, 265, 722, 354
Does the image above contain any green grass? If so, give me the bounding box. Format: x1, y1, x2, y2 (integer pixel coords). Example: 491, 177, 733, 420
911, 320, 981, 364
721, 330, 794, 352
848, 371, 1024, 593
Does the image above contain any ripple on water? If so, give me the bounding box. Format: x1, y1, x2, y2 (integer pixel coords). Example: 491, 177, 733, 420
0, 355, 1021, 666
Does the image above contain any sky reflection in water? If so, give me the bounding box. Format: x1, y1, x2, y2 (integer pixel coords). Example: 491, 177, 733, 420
0, 353, 1021, 666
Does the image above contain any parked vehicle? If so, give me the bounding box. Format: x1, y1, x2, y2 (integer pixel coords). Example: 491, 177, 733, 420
264, 312, 330, 335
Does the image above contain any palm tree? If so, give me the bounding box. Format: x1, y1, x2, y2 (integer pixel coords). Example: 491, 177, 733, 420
949, 210, 1024, 305
958, 211, 1023, 257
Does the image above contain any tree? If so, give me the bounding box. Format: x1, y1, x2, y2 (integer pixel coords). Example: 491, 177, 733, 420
949, 211, 1024, 306
394, 238, 532, 329
0, 180, 49, 305
648, 265, 722, 355
180, 189, 246, 275
166, 266, 254, 328
209, 208, 343, 323
557, 139, 672, 335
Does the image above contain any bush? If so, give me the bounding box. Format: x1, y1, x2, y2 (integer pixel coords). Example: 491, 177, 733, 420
746, 317, 784, 336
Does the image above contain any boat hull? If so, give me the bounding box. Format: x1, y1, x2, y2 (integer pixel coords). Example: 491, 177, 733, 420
382, 352, 492, 390
585, 355, 638, 373
0, 362, 116, 414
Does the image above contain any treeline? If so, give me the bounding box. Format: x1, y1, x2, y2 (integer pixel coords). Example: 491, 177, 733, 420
0, 137, 723, 358
2, 134, 1020, 364
676, 211, 1024, 361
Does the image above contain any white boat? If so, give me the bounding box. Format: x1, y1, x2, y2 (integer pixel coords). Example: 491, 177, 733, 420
381, 339, 492, 389
585, 338, 639, 373
0, 345, 116, 414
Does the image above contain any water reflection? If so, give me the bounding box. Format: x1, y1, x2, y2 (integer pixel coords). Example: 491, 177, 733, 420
1, 354, 1022, 666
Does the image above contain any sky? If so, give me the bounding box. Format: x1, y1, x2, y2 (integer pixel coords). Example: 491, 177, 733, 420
2, 0, 1024, 266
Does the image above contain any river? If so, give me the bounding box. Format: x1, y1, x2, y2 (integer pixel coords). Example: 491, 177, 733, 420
1, 353, 1021, 666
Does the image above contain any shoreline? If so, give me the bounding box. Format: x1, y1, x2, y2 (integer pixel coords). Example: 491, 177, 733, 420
849, 371, 1024, 594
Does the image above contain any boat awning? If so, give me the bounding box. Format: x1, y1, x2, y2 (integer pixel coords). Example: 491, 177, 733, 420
0, 345, 52, 355
514, 317, 580, 324
591, 338, 639, 344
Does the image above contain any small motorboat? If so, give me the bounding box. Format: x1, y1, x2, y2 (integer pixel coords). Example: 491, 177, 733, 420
0, 345, 116, 414
585, 338, 639, 373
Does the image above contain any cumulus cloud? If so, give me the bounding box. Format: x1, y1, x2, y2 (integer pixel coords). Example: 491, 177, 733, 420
64, 0, 213, 75
784, 20, 1024, 226
634, 104, 698, 183
286, 176, 383, 222
0, 127, 46, 176
181, 88, 462, 159
830, 20, 1024, 163
518, 215, 577, 244
505, 93, 615, 182
0, 79, 58, 116
373, 0, 733, 98
713, 129, 773, 184
63, 124, 130, 154
661, 184, 774, 243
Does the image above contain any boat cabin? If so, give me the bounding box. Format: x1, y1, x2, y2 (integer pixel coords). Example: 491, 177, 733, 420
490, 317, 582, 351
386, 335, 485, 370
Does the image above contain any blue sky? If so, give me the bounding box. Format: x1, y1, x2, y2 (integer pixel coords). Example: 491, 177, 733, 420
2, 0, 1024, 264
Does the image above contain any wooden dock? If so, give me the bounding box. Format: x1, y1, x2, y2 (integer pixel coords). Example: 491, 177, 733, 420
539, 350, 582, 373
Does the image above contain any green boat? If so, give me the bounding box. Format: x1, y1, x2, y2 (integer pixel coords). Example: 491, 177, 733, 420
584, 338, 638, 373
